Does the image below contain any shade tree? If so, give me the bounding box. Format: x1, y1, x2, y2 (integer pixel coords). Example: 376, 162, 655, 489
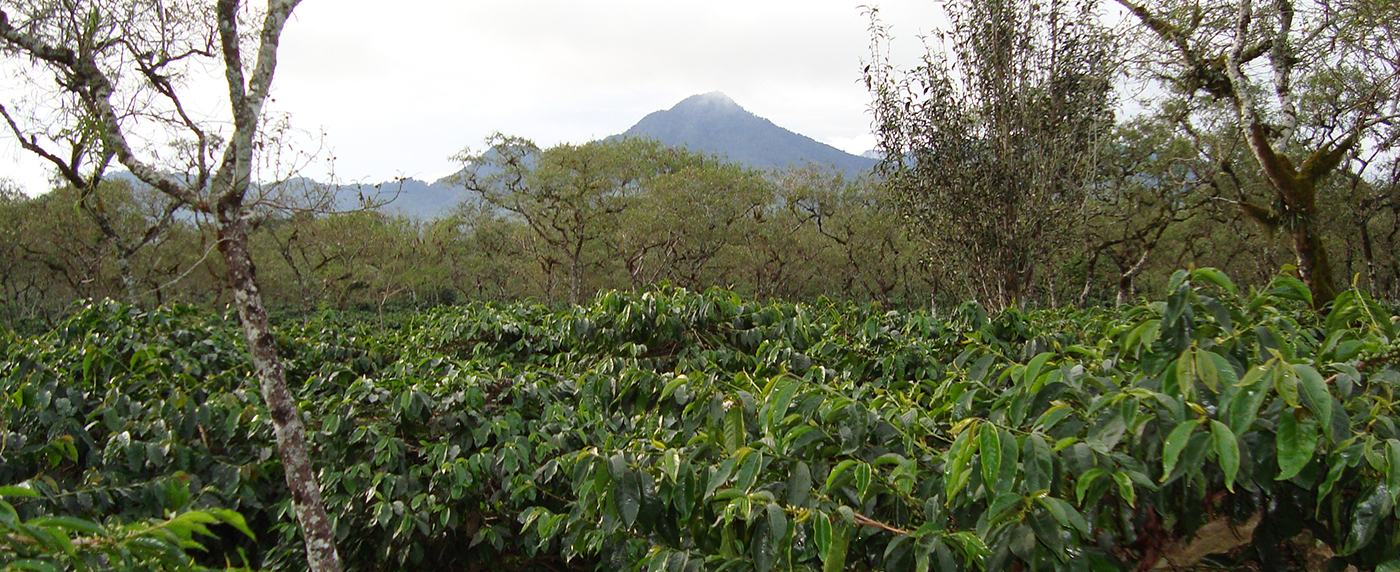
866, 0, 1119, 310
1114, 0, 1400, 307
0, 1, 342, 570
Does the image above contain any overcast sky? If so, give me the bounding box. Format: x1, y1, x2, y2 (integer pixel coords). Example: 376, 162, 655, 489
2, 1, 949, 194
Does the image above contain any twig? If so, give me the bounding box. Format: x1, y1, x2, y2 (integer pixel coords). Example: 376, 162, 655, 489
852, 511, 909, 535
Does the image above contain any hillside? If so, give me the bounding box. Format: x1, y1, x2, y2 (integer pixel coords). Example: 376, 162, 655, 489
617, 92, 877, 172
105, 94, 877, 220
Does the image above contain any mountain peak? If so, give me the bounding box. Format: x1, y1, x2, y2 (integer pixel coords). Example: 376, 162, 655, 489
671, 91, 744, 114
619, 93, 876, 173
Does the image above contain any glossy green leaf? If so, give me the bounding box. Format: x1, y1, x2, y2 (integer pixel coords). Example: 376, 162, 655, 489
1076, 468, 1107, 504
1038, 497, 1090, 536
853, 462, 873, 501
821, 518, 849, 572
1277, 411, 1318, 481
969, 354, 997, 383
1267, 275, 1313, 307
1161, 418, 1203, 481
1194, 348, 1220, 393
1009, 523, 1037, 560
826, 459, 858, 493
979, 423, 1003, 494
1024, 352, 1054, 388
0, 486, 39, 499
753, 503, 785, 572
1387, 440, 1400, 505
765, 381, 800, 428
787, 462, 812, 507
986, 492, 1024, 525
11, 559, 64, 572
723, 403, 745, 454
813, 512, 832, 556
1342, 484, 1394, 556
736, 450, 765, 491
1172, 351, 1195, 400
1023, 433, 1054, 493
1167, 269, 1189, 292
1111, 471, 1136, 507
1293, 364, 1333, 436
945, 423, 979, 500
1230, 363, 1272, 435
615, 470, 641, 527
660, 377, 688, 401
1190, 268, 1238, 294
766, 503, 786, 551
1209, 421, 1240, 492
28, 515, 102, 536
1275, 366, 1301, 409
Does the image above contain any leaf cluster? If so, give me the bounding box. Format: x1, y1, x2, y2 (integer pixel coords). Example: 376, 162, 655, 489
2, 270, 1399, 571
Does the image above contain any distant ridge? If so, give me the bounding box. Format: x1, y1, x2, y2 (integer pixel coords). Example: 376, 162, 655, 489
332, 177, 469, 220
107, 94, 876, 220
617, 92, 877, 173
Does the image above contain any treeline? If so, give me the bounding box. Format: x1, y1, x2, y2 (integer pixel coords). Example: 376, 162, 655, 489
2, 124, 1397, 332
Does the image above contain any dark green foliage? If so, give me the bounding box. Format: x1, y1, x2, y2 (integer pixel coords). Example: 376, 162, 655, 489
2, 484, 255, 572
3, 271, 1398, 571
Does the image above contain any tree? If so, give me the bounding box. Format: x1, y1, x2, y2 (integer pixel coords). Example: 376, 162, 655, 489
0, 2, 341, 571
453, 136, 708, 306
0, 183, 141, 327
866, 0, 1118, 310
1333, 149, 1400, 299
425, 202, 538, 303
613, 158, 768, 292
1114, 0, 1400, 307
1076, 117, 1215, 306
777, 165, 926, 306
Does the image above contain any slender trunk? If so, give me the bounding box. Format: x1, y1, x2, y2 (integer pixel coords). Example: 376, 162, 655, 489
1078, 250, 1101, 308
1291, 215, 1337, 306
571, 258, 581, 306
1359, 216, 1377, 292
569, 243, 583, 306
216, 217, 342, 572
114, 250, 141, 304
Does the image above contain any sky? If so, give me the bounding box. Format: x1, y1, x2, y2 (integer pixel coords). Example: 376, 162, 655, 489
0, 1, 948, 195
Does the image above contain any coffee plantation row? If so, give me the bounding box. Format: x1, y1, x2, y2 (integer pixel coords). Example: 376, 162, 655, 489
3, 269, 1399, 571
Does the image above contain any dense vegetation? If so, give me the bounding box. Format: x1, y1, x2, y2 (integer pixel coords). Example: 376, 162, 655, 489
4, 270, 1398, 570
4, 128, 1398, 333
2, 0, 1398, 570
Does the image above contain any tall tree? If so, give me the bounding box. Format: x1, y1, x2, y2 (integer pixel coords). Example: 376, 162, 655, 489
866, 0, 1118, 310
1114, 0, 1400, 307
453, 136, 706, 306
777, 165, 925, 306
1077, 116, 1216, 306
0, 2, 342, 571
614, 159, 768, 291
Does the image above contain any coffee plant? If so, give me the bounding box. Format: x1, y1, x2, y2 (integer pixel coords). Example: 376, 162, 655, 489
2, 270, 1397, 571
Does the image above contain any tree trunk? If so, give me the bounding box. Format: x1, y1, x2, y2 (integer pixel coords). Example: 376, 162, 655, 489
1359, 214, 1377, 292
114, 250, 142, 304
1291, 214, 1338, 306
216, 217, 343, 572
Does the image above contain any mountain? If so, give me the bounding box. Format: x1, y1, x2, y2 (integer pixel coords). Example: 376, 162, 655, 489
332, 177, 472, 220
616, 92, 877, 173
107, 94, 875, 220
105, 171, 472, 222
